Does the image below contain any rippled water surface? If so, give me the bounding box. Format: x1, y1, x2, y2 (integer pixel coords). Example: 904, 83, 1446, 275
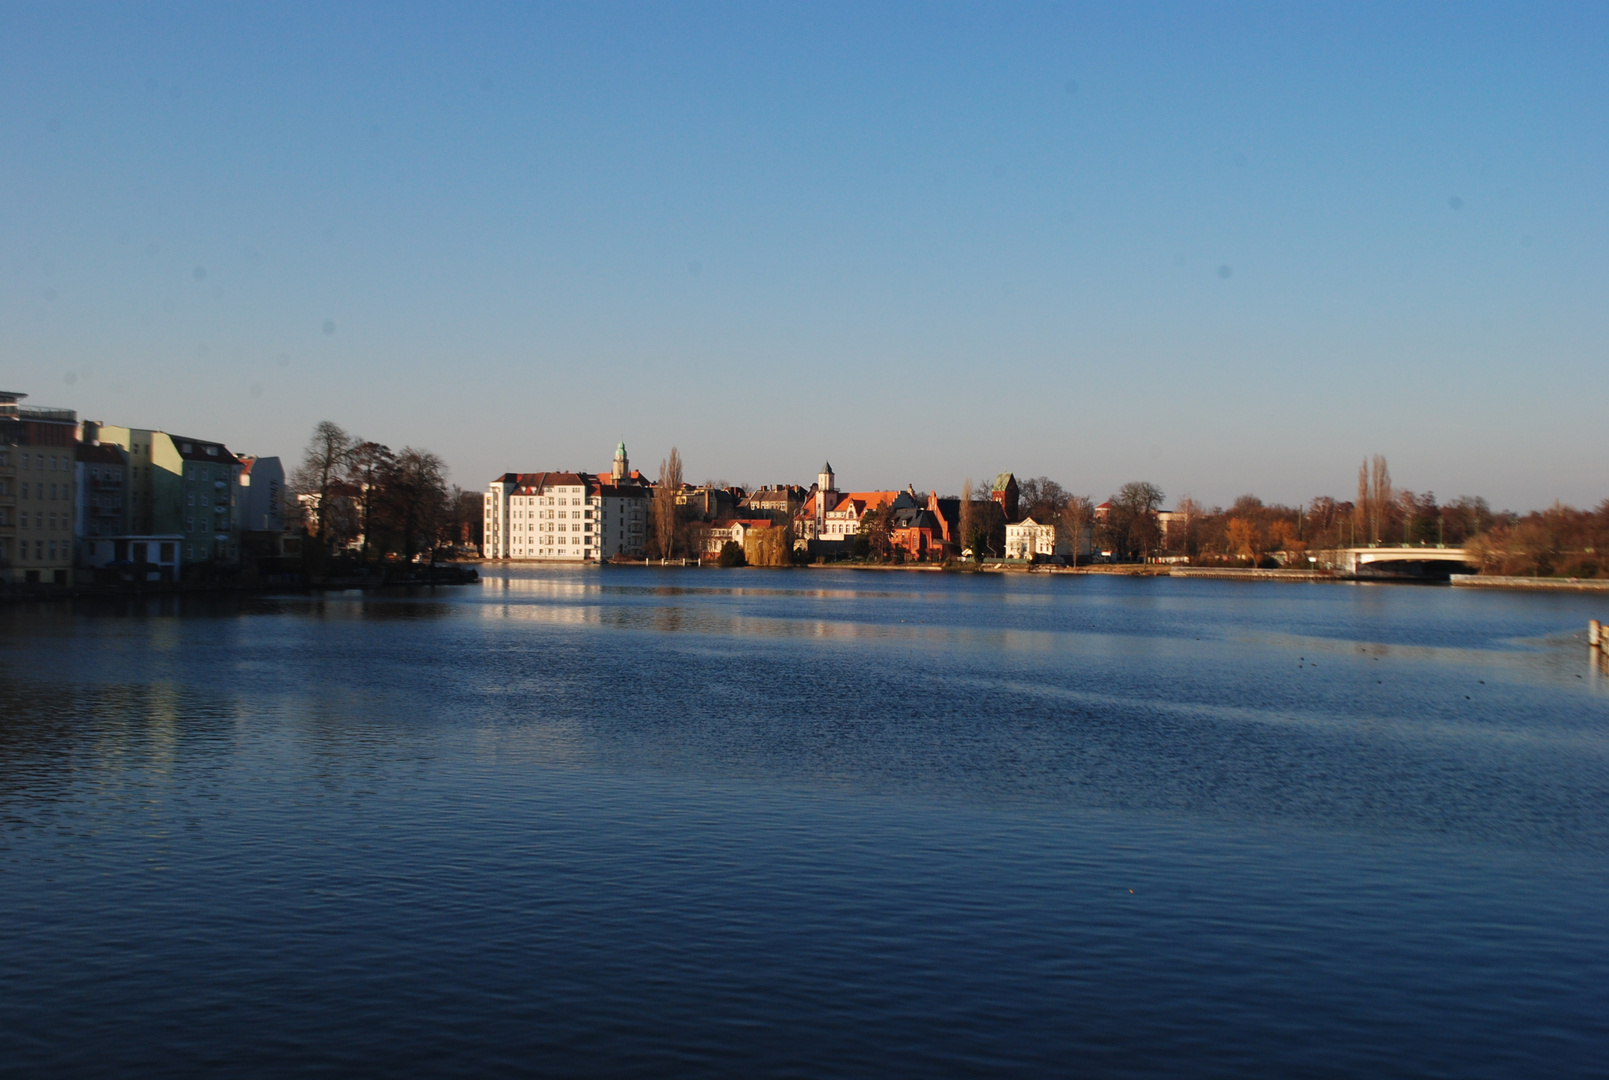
3, 568, 1607, 1077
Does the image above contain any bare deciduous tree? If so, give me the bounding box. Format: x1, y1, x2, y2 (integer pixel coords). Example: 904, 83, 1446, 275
1355, 460, 1369, 545
348, 441, 395, 563
1356, 455, 1392, 544
1100, 481, 1164, 561
1171, 495, 1204, 557
1018, 477, 1069, 523
1061, 495, 1094, 567
958, 478, 975, 557
439, 486, 483, 555
1369, 455, 1392, 544
652, 448, 684, 559
292, 421, 354, 546
379, 448, 448, 563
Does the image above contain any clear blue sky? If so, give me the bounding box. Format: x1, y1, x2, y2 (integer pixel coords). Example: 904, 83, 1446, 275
4, 2, 1604, 510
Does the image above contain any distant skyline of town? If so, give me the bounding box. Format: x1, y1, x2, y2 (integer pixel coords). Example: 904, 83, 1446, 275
8, 384, 1601, 520
6, 388, 1604, 586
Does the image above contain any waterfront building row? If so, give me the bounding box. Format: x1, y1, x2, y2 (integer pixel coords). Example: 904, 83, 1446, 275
482, 452, 1096, 565
1, 390, 284, 587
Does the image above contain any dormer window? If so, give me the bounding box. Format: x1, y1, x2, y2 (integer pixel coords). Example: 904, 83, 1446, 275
182, 443, 193, 453
206, 446, 218, 456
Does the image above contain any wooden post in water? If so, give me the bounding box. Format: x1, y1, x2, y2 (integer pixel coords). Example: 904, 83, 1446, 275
1590, 620, 1602, 648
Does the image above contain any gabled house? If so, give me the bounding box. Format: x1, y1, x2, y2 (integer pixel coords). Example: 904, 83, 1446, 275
675, 484, 744, 521
741, 485, 808, 518
700, 518, 774, 557
794, 488, 912, 548
889, 503, 949, 560
1004, 516, 1080, 562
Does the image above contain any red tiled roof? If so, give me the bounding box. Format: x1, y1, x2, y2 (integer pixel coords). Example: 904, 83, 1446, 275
497, 470, 651, 498
798, 490, 901, 518
511, 471, 585, 494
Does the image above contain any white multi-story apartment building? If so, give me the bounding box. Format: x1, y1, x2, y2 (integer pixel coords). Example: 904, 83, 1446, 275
484, 444, 650, 562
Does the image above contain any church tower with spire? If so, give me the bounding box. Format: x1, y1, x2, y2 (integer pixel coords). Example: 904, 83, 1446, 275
815, 461, 835, 539
612, 441, 629, 484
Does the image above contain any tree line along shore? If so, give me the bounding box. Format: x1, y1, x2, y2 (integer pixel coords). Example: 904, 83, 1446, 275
289, 424, 1608, 583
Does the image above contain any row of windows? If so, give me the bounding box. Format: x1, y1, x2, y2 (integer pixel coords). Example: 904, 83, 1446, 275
11, 539, 63, 561
4, 508, 224, 532
489, 502, 640, 515
485, 498, 643, 524
484, 486, 592, 504
1, 452, 67, 471
509, 508, 591, 520
3, 537, 241, 568
188, 543, 235, 561
13, 511, 69, 531
15, 482, 71, 501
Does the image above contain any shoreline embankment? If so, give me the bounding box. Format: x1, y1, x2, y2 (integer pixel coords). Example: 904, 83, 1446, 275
1166, 567, 1337, 582
1449, 574, 1609, 592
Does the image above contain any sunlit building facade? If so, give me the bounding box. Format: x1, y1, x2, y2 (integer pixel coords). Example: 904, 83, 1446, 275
483, 444, 650, 562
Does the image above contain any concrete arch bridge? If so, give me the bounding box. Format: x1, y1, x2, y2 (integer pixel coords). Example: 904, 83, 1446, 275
1313, 547, 1477, 580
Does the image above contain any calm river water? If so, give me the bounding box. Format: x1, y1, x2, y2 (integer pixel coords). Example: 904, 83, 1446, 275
2, 568, 1607, 1077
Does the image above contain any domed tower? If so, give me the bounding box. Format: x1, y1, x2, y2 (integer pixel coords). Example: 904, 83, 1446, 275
612, 441, 629, 484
